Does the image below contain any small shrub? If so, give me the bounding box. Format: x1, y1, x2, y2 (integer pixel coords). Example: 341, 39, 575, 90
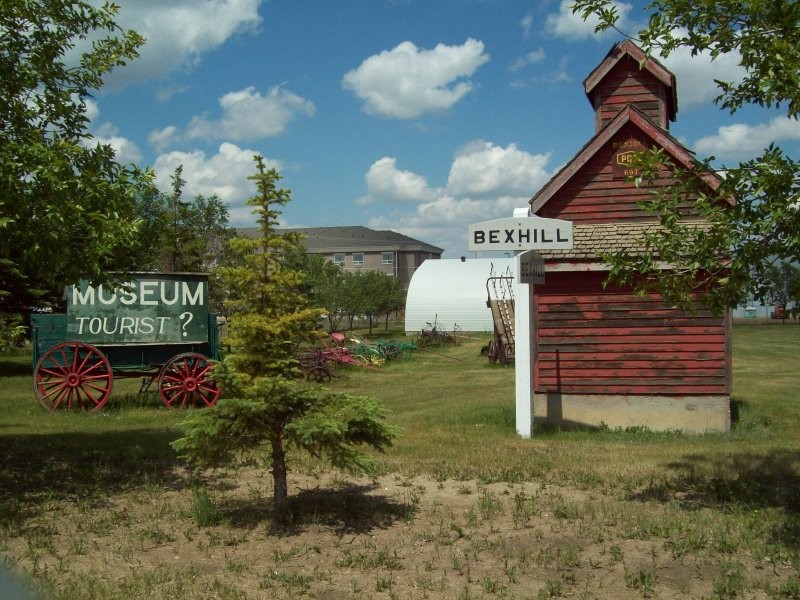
190, 486, 222, 527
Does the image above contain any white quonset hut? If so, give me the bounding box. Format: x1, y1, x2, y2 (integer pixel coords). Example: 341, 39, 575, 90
404, 258, 514, 333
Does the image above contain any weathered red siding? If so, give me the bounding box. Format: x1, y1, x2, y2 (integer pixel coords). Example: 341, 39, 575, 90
537, 127, 700, 224
533, 272, 729, 396
591, 56, 668, 130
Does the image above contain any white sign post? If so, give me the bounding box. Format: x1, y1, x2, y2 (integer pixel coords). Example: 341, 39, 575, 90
467, 214, 573, 438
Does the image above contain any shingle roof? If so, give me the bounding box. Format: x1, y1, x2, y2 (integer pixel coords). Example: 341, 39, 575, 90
537, 222, 710, 261
237, 226, 444, 254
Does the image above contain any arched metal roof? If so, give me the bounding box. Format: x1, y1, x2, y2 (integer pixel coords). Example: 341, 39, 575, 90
404, 258, 514, 333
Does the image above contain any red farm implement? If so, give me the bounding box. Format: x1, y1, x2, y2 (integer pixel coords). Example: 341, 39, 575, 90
296, 333, 415, 382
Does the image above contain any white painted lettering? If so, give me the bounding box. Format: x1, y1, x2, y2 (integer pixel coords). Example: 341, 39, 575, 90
161, 282, 180, 305
156, 317, 169, 334
118, 284, 137, 306
182, 282, 203, 306
140, 281, 158, 305
72, 287, 95, 305
139, 317, 154, 335
76, 317, 90, 334
119, 317, 136, 335
88, 318, 102, 335
97, 286, 117, 305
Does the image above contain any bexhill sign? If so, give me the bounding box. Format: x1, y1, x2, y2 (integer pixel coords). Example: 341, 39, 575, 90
467, 216, 573, 252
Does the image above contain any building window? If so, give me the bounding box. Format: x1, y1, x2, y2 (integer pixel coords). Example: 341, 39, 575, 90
352, 253, 364, 266
382, 252, 394, 265
333, 254, 345, 266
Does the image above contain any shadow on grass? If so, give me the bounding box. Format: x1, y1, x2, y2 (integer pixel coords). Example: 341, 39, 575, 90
0, 429, 183, 522
222, 483, 418, 536
630, 449, 800, 550
0, 359, 31, 377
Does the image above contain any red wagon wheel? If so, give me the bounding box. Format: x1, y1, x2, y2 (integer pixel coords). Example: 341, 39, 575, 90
158, 352, 220, 409
33, 342, 113, 411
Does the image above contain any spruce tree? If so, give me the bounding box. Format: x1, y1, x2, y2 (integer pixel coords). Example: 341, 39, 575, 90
172, 156, 397, 515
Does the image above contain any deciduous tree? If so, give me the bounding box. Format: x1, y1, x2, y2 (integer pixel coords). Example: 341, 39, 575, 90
573, 0, 800, 312
157, 166, 234, 274
0, 0, 147, 317
758, 261, 800, 321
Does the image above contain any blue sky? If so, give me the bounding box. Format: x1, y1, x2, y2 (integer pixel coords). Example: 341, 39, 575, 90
87, 0, 800, 258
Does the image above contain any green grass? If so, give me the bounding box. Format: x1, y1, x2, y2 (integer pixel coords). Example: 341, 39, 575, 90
1, 323, 799, 598
330, 325, 800, 501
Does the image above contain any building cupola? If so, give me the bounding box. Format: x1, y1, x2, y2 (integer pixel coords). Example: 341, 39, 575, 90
583, 39, 677, 133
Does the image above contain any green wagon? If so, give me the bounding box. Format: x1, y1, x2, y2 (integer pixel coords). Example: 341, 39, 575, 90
30, 273, 221, 411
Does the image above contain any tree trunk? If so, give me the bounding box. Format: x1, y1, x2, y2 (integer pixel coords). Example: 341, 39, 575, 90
270, 432, 288, 517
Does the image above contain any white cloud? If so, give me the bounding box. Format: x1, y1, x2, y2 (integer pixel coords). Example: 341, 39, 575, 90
156, 84, 189, 103
511, 55, 572, 88
91, 123, 143, 165
148, 126, 179, 153
546, 0, 633, 40
368, 194, 531, 259
81, 99, 141, 164
185, 85, 315, 142
359, 157, 441, 205
360, 140, 554, 257
95, 0, 263, 88
152, 142, 282, 225
660, 43, 746, 108
509, 49, 546, 72
694, 117, 800, 161
342, 39, 490, 119
83, 98, 100, 122
447, 141, 552, 198
520, 14, 534, 38
148, 85, 314, 151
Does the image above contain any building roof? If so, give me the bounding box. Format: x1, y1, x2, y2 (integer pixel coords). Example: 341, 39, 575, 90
237, 226, 444, 255
529, 104, 726, 213
404, 258, 515, 332
537, 222, 712, 262
583, 39, 678, 122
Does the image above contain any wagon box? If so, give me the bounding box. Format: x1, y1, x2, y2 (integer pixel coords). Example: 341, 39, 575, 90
31, 273, 221, 412
67, 274, 209, 344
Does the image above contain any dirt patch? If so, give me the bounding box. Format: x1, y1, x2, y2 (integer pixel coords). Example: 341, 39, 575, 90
1, 467, 790, 599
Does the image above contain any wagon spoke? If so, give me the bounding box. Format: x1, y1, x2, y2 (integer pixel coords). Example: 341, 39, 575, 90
37, 366, 69, 379
76, 359, 106, 376
82, 381, 110, 395
64, 387, 77, 410
195, 384, 220, 406
33, 342, 112, 411
41, 382, 69, 409
158, 353, 219, 409
163, 389, 187, 408
195, 363, 213, 378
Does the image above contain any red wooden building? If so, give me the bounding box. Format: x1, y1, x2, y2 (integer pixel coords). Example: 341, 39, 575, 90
528, 40, 732, 432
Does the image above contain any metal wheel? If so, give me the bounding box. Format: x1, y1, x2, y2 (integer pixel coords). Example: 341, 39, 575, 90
487, 340, 498, 364
33, 342, 113, 411
306, 365, 332, 383
158, 352, 220, 409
